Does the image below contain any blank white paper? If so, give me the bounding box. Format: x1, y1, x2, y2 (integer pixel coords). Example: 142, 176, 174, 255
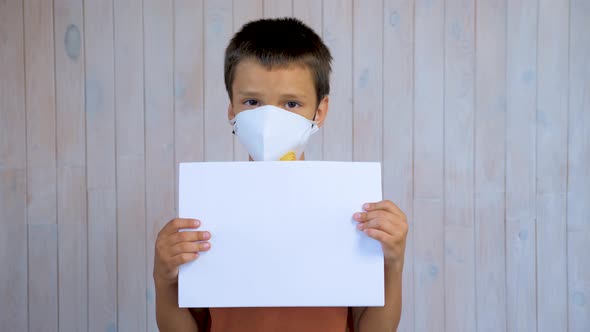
178, 161, 384, 308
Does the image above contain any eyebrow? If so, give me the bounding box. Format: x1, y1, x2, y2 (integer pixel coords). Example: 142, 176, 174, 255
279, 93, 307, 100
234, 90, 264, 98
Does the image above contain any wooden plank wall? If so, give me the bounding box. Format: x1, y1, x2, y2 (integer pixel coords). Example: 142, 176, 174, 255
0, 1, 588, 331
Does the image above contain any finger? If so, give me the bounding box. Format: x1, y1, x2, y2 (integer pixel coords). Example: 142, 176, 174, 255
170, 252, 199, 267
168, 241, 211, 256
160, 218, 201, 236
353, 210, 390, 223
357, 217, 396, 235
363, 228, 393, 244
167, 230, 211, 246
363, 200, 405, 218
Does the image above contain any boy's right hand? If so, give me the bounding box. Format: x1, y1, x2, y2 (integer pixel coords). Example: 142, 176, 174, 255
153, 218, 211, 287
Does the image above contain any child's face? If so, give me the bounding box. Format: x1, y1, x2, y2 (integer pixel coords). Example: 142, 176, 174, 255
228, 58, 329, 125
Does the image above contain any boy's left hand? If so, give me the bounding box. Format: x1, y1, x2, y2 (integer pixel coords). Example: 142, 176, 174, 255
353, 200, 408, 272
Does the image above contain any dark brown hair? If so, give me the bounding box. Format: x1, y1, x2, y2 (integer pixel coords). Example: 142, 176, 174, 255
224, 18, 332, 105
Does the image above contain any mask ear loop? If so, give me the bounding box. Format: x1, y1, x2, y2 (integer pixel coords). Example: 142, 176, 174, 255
311, 110, 319, 128
228, 118, 237, 135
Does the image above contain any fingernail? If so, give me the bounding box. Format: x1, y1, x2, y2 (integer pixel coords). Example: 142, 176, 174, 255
363, 203, 371, 210
354, 213, 361, 220
357, 223, 364, 230
202, 242, 210, 249
203, 232, 210, 239
194, 220, 200, 226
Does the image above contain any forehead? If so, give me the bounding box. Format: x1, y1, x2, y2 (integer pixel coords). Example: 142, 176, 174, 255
232, 58, 315, 98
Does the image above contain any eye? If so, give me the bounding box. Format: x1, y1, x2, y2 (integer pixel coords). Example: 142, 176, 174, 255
243, 99, 259, 107
285, 101, 301, 109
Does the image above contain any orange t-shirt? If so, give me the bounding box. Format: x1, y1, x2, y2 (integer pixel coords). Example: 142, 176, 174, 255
207, 307, 349, 332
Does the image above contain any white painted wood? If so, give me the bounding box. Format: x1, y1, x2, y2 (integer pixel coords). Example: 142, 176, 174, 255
0, 0, 27, 330
536, 0, 569, 331
413, 0, 445, 330
203, 0, 234, 162
474, 0, 508, 330
383, 0, 414, 330
54, 0, 88, 331
444, 0, 476, 331
144, 1, 175, 331
114, 0, 147, 330
568, 1, 590, 331
28, 224, 58, 332
84, 0, 118, 331
352, 0, 383, 163
506, 0, 538, 331
322, 0, 353, 162
264, 0, 292, 18
23, 0, 59, 330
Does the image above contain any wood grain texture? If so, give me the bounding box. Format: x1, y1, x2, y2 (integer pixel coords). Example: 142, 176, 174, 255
28, 224, 58, 332
175, 0, 206, 167
353, 0, 383, 163
413, 0, 445, 330
264, 0, 293, 18
23, 1, 58, 331
536, 0, 569, 331
568, 1, 590, 330
114, 0, 147, 331
506, 0, 538, 330
322, 0, 353, 162
0, 0, 28, 330
144, 1, 175, 331
444, 1, 476, 331
54, 0, 88, 331
382, 0, 414, 330
204, 0, 233, 161
84, 0, 118, 331
474, 0, 507, 331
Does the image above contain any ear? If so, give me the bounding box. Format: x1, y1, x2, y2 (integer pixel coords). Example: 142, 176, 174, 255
314, 95, 329, 127
228, 103, 235, 121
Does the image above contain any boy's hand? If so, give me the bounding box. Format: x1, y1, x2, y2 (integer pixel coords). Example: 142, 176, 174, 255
153, 218, 211, 287
353, 200, 408, 271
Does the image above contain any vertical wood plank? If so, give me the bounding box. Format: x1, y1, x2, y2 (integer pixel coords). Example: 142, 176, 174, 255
474, 0, 507, 331
28, 224, 58, 332
144, 1, 175, 330
24, 0, 57, 226
84, 0, 118, 331
232, 0, 262, 161
382, 0, 414, 330
413, 0, 445, 330
294, 0, 323, 161
114, 0, 147, 331
54, 0, 88, 331
568, 0, 590, 330
536, 0, 569, 331
23, 0, 58, 330
352, 0, 383, 162
175, 0, 205, 165
444, 0, 476, 331
0, 1, 28, 331
263, 0, 292, 18
322, 0, 353, 162
506, 0, 538, 331
204, 0, 233, 161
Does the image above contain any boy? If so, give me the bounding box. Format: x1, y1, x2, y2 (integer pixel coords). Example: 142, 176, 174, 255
154, 18, 408, 332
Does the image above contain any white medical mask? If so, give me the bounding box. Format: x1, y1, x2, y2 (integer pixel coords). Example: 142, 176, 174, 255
229, 105, 319, 161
